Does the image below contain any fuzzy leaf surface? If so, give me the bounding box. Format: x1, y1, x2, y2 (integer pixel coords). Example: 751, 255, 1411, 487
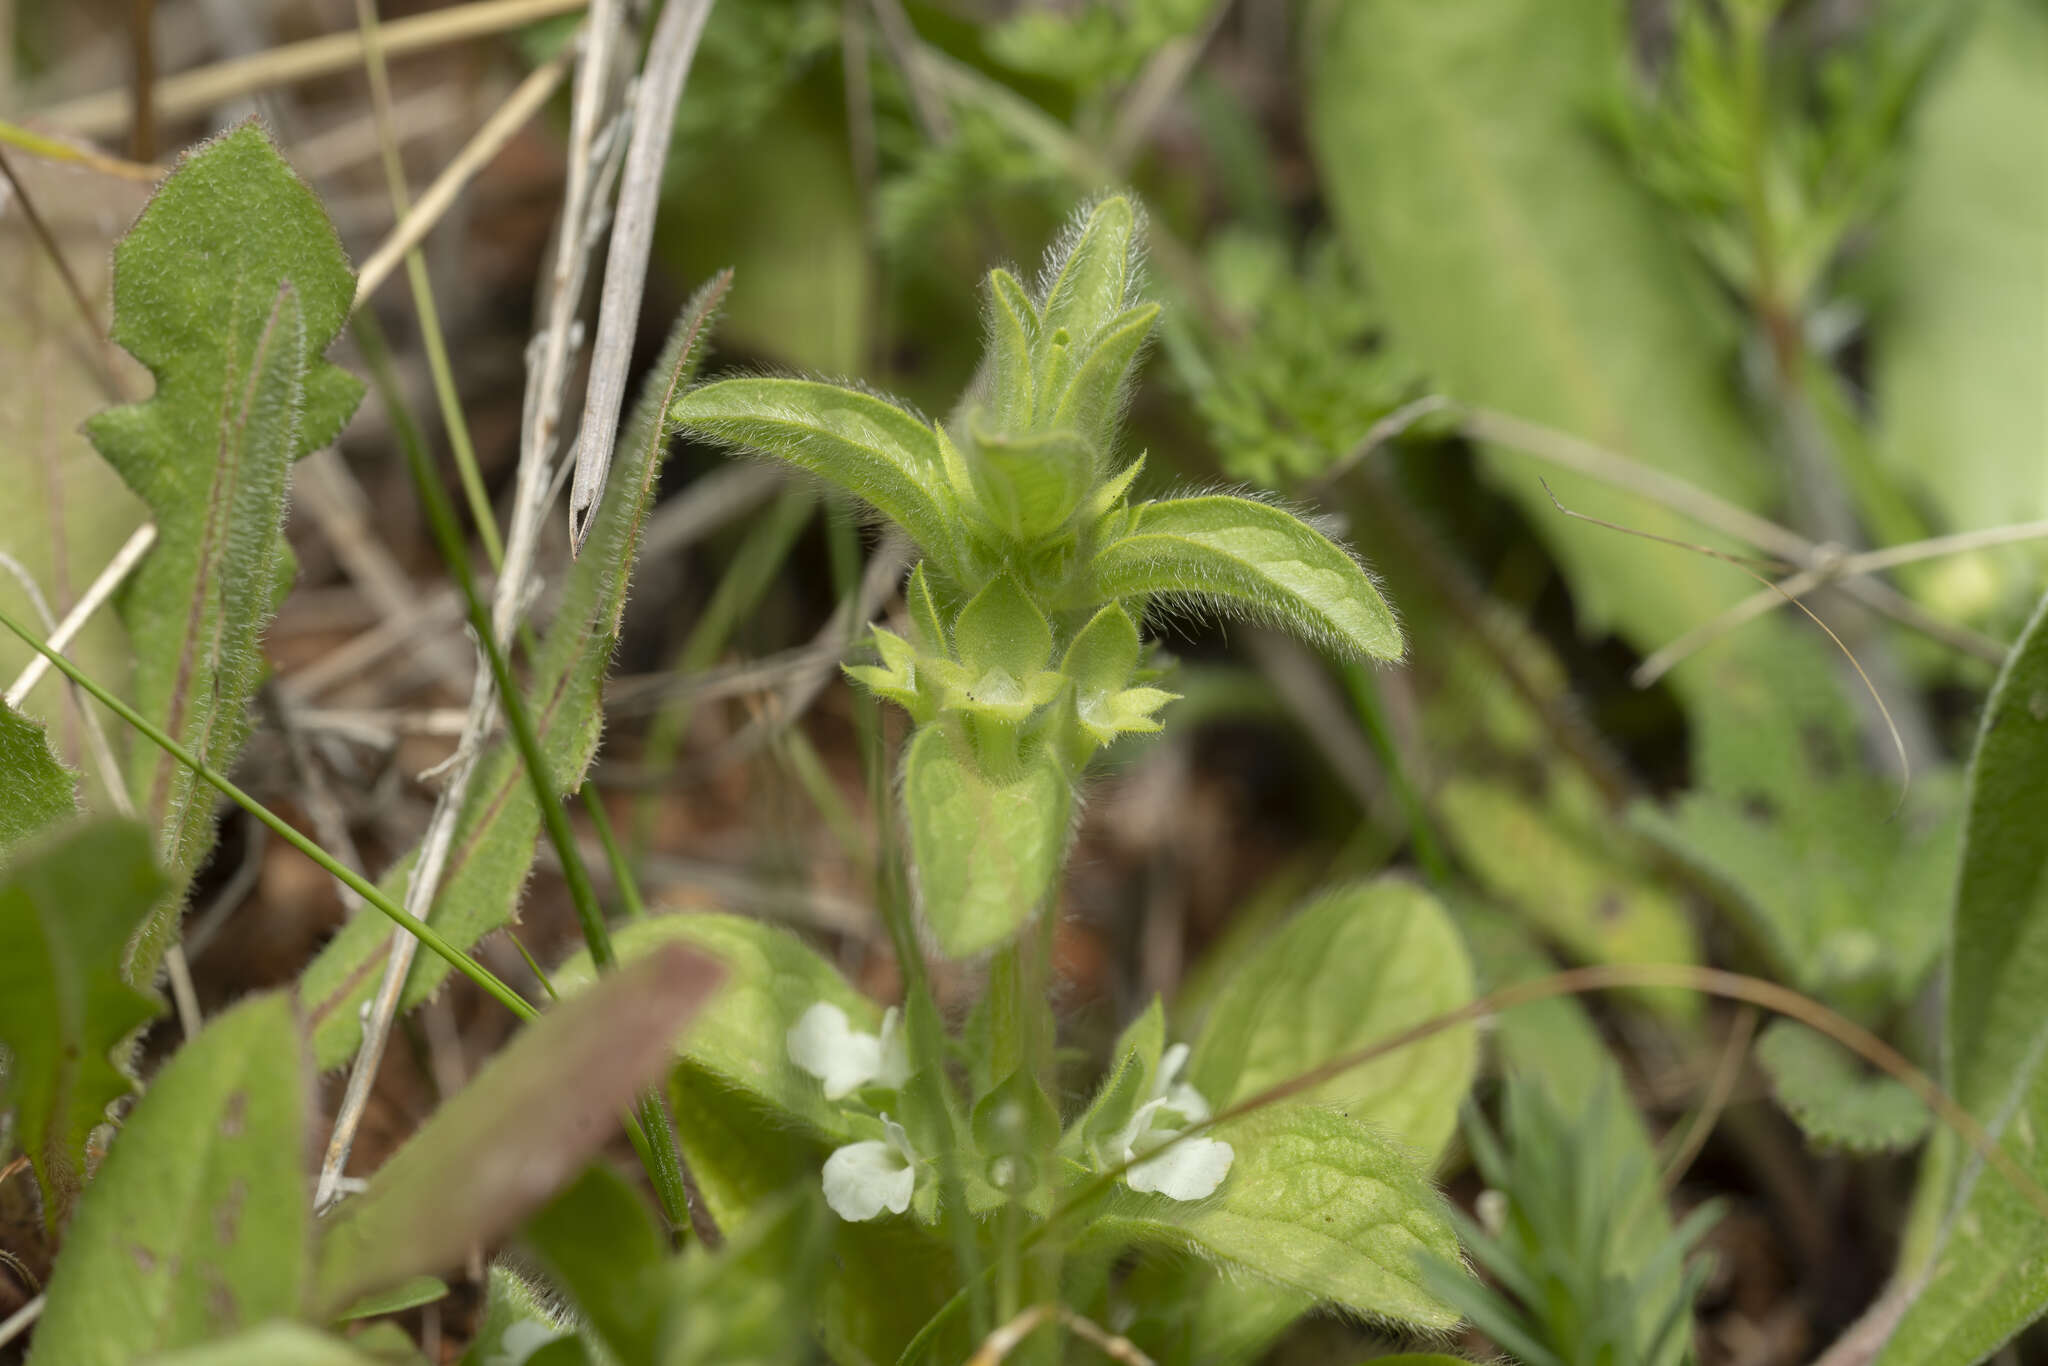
1756, 1021, 1930, 1155
1882, 589, 2048, 1365
311, 944, 721, 1317
31, 993, 310, 1366
903, 725, 1069, 957
669, 377, 956, 563
299, 281, 724, 1068
0, 703, 78, 857
1090, 495, 1401, 662
520, 1165, 668, 1363
1190, 879, 1475, 1163
0, 819, 164, 1217
84, 123, 361, 977
1095, 1104, 1462, 1330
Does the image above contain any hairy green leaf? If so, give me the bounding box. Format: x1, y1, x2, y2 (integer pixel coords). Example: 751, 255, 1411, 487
84, 122, 363, 979
1756, 1021, 1930, 1155
31, 993, 310, 1365
1091, 494, 1401, 661
1096, 1104, 1462, 1330
0, 702, 78, 857
669, 377, 957, 564
0, 819, 164, 1217
311, 944, 720, 1318
1872, 0, 2048, 615
520, 1165, 668, 1362
1881, 589, 2048, 1365
459, 1265, 573, 1366
903, 725, 1070, 957
299, 281, 724, 1068
1190, 879, 1475, 1163
663, 1194, 834, 1366
142, 1323, 392, 1366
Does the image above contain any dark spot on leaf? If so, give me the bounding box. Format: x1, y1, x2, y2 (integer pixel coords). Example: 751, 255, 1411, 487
220, 1091, 246, 1138
216, 1178, 246, 1246
1741, 791, 1776, 824
208, 1273, 237, 1327
1052, 328, 1070, 346
1595, 893, 1625, 924
131, 1244, 156, 1273
2031, 690, 2048, 722
1801, 722, 1844, 779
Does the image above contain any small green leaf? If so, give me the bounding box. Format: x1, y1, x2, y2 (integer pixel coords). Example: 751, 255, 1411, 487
300, 280, 724, 1068
1072, 997, 1166, 1157
663, 1194, 835, 1366
1189, 879, 1476, 1163
519, 1165, 668, 1362
1048, 302, 1159, 450
903, 726, 1069, 958
1090, 494, 1402, 662
0, 819, 165, 1218
669, 377, 957, 565
1096, 1104, 1462, 1331
85, 123, 363, 978
1880, 586, 2048, 1366
0, 703, 78, 857
331, 1276, 450, 1324
972, 1067, 1062, 1158
953, 575, 1053, 680
967, 427, 1096, 541
141, 1324, 391, 1366
311, 944, 722, 1318
459, 1265, 573, 1366
1061, 603, 1142, 695
1755, 1021, 1930, 1155
906, 562, 948, 655
31, 993, 310, 1366
1034, 197, 1141, 420
985, 268, 1039, 432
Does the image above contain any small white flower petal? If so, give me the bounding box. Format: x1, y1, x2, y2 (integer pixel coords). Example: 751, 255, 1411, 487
822, 1139, 916, 1221
1126, 1135, 1234, 1201
788, 1001, 886, 1100
874, 1007, 912, 1090
1158, 1042, 1192, 1089
1161, 1080, 1211, 1126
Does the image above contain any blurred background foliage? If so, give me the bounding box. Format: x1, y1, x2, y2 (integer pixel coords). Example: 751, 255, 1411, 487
3, 0, 2044, 1360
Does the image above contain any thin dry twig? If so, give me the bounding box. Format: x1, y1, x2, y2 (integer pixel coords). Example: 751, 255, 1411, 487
34, 0, 589, 137
353, 44, 576, 308
5, 523, 155, 708
0, 1295, 43, 1352
966, 1304, 1157, 1366
0, 119, 164, 180
565, 0, 718, 553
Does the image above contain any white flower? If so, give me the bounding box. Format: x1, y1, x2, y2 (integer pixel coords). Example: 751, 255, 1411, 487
1114, 1042, 1233, 1201
787, 1001, 911, 1100
822, 1114, 920, 1221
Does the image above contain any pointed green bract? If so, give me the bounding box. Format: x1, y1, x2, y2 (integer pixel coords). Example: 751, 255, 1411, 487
1881, 588, 2048, 1365
0, 701, 78, 857
299, 279, 725, 1068
953, 575, 1052, 680
1096, 1105, 1463, 1331
83, 122, 363, 980
904, 726, 1069, 957
1091, 494, 1403, 661
0, 819, 164, 1217
669, 377, 958, 565
1190, 879, 1476, 1163
31, 993, 310, 1366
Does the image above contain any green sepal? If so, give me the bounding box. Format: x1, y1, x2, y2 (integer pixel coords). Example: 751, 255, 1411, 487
1067, 997, 1166, 1162
954, 575, 1053, 679
1048, 301, 1159, 451
843, 625, 933, 722
905, 562, 949, 655
1082, 452, 1146, 528
1033, 197, 1140, 420
985, 268, 1040, 432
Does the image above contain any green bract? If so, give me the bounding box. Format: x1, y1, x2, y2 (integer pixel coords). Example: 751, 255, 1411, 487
670, 197, 1401, 958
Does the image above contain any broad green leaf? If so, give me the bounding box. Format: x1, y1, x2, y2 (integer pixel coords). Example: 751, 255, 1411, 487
554, 911, 879, 1137
520, 1165, 668, 1362
0, 819, 164, 1217
459, 1265, 573, 1366
311, 945, 720, 1318
1095, 1104, 1462, 1330
1117, 1259, 1308, 1366
1755, 1021, 1930, 1155
300, 280, 724, 1068
1090, 494, 1402, 662
0, 156, 150, 814
0, 703, 78, 857
822, 1220, 965, 1366
1871, 0, 2048, 615
1437, 777, 1699, 1019
31, 993, 310, 1366
953, 574, 1053, 681
1189, 879, 1475, 1164
669, 377, 957, 565
1308, 0, 1771, 657
661, 1194, 833, 1366
84, 123, 363, 979
1881, 589, 2048, 1365
903, 725, 1070, 957
142, 1323, 390, 1366
332, 1275, 449, 1323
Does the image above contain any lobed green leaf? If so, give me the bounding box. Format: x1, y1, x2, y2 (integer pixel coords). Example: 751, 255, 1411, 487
0, 702, 78, 858
31, 993, 310, 1365
1755, 1021, 1930, 1155
84, 123, 362, 980
1090, 494, 1402, 662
